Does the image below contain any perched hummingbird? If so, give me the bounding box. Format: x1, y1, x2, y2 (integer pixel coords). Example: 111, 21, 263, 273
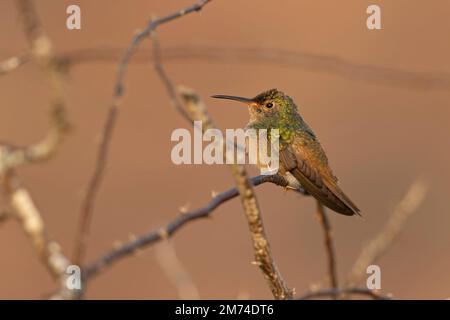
212, 89, 360, 216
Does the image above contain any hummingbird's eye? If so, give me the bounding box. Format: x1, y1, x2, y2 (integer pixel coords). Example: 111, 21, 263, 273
266, 102, 273, 108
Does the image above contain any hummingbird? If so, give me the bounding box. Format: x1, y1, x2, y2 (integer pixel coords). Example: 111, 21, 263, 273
212, 89, 360, 216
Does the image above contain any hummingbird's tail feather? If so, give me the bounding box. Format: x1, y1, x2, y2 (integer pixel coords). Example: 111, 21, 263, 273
293, 165, 359, 216
321, 175, 361, 216
280, 146, 360, 216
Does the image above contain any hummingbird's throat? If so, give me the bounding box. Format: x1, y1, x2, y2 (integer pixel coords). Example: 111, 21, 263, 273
248, 116, 295, 146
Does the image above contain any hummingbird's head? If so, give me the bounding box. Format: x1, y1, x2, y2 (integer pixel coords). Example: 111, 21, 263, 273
212, 89, 298, 123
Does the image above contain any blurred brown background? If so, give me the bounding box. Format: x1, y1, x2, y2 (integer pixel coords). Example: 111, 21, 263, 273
0, 0, 449, 299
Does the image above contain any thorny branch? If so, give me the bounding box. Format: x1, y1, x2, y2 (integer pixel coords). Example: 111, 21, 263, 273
315, 201, 338, 290
229, 165, 294, 299
84, 174, 305, 280
73, 0, 213, 266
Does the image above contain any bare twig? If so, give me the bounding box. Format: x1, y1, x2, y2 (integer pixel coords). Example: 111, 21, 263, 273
1, 0, 70, 175
1, 171, 75, 299
298, 287, 392, 300
0, 102, 69, 173
72, 104, 118, 265
84, 174, 305, 280
73, 0, 213, 266
151, 33, 191, 122
347, 178, 428, 286
155, 239, 200, 299
315, 201, 338, 289
6, 0, 74, 299
3, 172, 69, 277
230, 165, 294, 299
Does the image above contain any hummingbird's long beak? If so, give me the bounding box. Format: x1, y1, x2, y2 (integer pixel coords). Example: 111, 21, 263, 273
211, 95, 254, 104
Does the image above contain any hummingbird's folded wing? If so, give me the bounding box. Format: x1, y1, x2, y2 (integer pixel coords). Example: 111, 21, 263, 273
279, 141, 360, 216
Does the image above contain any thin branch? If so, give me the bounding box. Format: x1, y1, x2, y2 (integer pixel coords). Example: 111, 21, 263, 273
315, 201, 338, 289
1, 171, 76, 299
73, 0, 213, 266
230, 165, 294, 299
8, 0, 73, 299
114, 0, 212, 99
3, 172, 69, 277
347, 178, 428, 286
1, 0, 70, 175
151, 32, 191, 122
298, 287, 392, 300
0, 102, 69, 173
155, 239, 200, 300
72, 104, 118, 265
84, 174, 305, 280
48, 45, 450, 92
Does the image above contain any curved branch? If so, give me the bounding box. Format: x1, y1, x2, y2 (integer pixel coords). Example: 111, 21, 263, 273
315, 201, 338, 289
84, 174, 306, 280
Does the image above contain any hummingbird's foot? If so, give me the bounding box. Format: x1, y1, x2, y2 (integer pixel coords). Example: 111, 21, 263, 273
283, 185, 309, 196
283, 186, 298, 192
